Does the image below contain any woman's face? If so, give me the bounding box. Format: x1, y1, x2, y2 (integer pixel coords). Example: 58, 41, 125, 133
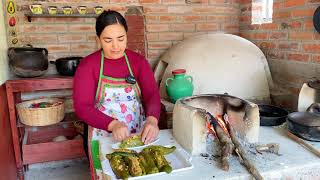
98, 23, 127, 59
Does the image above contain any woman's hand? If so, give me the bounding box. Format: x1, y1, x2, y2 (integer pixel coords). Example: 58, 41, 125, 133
141, 116, 159, 144
108, 120, 130, 142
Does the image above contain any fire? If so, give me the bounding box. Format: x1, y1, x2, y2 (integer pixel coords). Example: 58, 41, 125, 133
206, 114, 230, 138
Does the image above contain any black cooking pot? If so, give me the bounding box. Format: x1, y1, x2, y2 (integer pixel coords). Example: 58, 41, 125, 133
313, 6, 320, 33
258, 104, 289, 126
8, 45, 48, 77
50, 57, 82, 76
287, 112, 320, 142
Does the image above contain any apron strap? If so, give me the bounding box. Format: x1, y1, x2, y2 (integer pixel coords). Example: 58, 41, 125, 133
124, 52, 134, 77
95, 51, 105, 100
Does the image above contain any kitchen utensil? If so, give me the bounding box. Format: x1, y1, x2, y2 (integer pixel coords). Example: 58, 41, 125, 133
165, 69, 194, 103
62, 6, 73, 15
298, 79, 320, 112
29, 4, 43, 14
258, 104, 289, 126
94, 6, 103, 15
50, 56, 82, 76
47, 6, 57, 15
287, 112, 320, 141
287, 131, 320, 158
313, 6, 320, 33
8, 44, 48, 77
77, 6, 87, 14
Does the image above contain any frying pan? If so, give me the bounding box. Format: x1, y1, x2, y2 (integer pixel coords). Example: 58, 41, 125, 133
287, 112, 320, 142
258, 104, 289, 126
313, 6, 320, 33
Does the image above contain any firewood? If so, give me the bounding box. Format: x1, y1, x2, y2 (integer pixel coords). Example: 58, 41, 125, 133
206, 113, 234, 171
226, 121, 264, 180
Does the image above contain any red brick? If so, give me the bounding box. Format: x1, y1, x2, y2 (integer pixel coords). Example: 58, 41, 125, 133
169, 6, 192, 14
55, 18, 85, 23
196, 23, 219, 31
240, 15, 251, 22
273, 11, 291, 19
207, 15, 231, 22
267, 51, 285, 59
244, 32, 268, 40
147, 49, 167, 59
38, 25, 67, 32
312, 55, 320, 63
259, 42, 277, 50
304, 19, 314, 29
139, 0, 161, 3
278, 43, 299, 50
26, 35, 58, 43
170, 24, 195, 32
146, 24, 169, 32
58, 34, 86, 43
270, 32, 287, 39
46, 44, 70, 53
146, 33, 159, 41
289, 21, 302, 29
128, 28, 145, 36
143, 6, 168, 14
284, 0, 306, 7
87, 34, 97, 41
23, 25, 37, 33
291, 8, 315, 17
148, 42, 172, 49
68, 25, 95, 32
162, 0, 186, 4
289, 32, 314, 40
182, 15, 206, 22
287, 53, 309, 62
145, 15, 158, 23
303, 44, 320, 53
159, 15, 177, 22
158, 32, 183, 41
222, 23, 239, 32
261, 23, 279, 30
183, 32, 207, 38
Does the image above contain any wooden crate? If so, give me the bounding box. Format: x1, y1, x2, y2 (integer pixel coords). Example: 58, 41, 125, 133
22, 123, 85, 165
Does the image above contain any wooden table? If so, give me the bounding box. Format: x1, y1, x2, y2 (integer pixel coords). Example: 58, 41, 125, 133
5, 76, 85, 180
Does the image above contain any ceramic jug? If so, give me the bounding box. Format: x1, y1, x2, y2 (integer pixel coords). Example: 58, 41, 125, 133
165, 69, 193, 103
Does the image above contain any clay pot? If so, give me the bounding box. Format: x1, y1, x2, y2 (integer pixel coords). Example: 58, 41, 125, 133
8, 45, 48, 77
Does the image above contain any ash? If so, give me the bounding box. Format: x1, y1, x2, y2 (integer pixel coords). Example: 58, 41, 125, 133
204, 131, 281, 171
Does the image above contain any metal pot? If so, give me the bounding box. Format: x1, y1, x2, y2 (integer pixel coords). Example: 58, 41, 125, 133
8, 45, 48, 77
258, 104, 289, 126
50, 57, 82, 76
287, 112, 320, 142
313, 6, 320, 33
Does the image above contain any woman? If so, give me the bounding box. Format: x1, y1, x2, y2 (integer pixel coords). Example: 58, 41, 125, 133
73, 10, 161, 151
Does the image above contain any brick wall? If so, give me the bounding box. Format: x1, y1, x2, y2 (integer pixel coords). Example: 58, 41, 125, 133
239, 0, 320, 109
5, 0, 240, 71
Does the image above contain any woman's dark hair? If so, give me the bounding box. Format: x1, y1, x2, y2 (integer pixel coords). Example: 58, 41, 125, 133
95, 10, 128, 37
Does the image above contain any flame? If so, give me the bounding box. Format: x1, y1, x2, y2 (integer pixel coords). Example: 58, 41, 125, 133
216, 115, 230, 137
206, 114, 230, 138
206, 121, 217, 137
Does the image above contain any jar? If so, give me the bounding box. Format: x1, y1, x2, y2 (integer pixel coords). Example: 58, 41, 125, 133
165, 69, 194, 103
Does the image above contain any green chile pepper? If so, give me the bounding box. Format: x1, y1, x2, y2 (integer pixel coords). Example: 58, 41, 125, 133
142, 145, 176, 155
109, 155, 130, 179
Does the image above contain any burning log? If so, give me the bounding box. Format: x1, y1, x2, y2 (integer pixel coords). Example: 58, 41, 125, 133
206, 113, 234, 171
206, 112, 264, 180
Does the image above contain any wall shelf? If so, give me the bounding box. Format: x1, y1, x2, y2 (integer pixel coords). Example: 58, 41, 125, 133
25, 13, 99, 22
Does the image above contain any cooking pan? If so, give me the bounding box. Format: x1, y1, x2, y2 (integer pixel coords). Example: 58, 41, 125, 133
313, 6, 320, 33
258, 104, 289, 126
8, 44, 48, 77
50, 56, 82, 76
287, 112, 320, 142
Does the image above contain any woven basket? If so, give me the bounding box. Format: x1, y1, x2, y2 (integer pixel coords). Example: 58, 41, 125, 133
16, 98, 65, 126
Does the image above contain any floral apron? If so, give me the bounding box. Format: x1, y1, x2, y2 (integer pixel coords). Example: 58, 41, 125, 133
88, 51, 146, 179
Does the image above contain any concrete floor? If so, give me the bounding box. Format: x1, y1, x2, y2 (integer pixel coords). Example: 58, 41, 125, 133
25, 158, 90, 180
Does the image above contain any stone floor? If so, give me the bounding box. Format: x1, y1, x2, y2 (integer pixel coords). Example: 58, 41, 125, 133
25, 158, 90, 180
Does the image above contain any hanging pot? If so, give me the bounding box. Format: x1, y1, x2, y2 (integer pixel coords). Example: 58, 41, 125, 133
313, 6, 320, 33
287, 112, 320, 142
258, 104, 289, 126
8, 44, 48, 77
50, 56, 82, 76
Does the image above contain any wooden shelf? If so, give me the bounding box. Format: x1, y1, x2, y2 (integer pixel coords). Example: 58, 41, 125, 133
25, 13, 99, 22
17, 112, 79, 128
